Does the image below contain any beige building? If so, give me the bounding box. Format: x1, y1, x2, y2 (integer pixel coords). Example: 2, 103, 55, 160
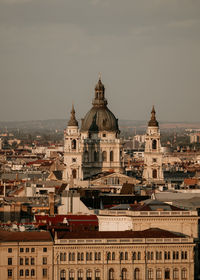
0, 231, 53, 280
54, 229, 195, 280
98, 208, 199, 239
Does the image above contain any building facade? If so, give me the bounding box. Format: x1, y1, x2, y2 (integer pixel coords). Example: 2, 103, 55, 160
63, 78, 124, 182
0, 231, 53, 280
54, 229, 195, 280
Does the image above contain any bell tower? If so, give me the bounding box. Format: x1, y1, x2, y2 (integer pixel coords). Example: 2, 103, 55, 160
143, 106, 164, 184
63, 105, 83, 181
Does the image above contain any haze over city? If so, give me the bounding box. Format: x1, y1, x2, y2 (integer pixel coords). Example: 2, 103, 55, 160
0, 0, 200, 123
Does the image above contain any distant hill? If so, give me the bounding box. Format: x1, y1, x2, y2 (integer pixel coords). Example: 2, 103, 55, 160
0, 119, 199, 133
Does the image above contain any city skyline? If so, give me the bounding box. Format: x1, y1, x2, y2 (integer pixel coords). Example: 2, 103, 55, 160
0, 0, 200, 123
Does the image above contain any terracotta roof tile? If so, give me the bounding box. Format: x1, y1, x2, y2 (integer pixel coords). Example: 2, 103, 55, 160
0, 230, 52, 242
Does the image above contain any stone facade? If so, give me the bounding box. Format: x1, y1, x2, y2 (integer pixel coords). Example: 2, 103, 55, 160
54, 230, 195, 280
0, 232, 53, 280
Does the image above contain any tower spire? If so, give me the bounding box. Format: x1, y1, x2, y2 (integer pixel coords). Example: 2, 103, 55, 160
68, 104, 78, 126
148, 105, 159, 127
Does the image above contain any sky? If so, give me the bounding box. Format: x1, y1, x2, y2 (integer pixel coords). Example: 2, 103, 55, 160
0, 0, 200, 123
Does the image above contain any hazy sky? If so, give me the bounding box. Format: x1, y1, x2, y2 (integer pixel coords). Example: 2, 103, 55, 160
0, 0, 200, 123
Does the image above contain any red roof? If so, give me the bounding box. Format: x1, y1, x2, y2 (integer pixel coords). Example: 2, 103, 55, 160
0, 230, 52, 242
57, 228, 185, 240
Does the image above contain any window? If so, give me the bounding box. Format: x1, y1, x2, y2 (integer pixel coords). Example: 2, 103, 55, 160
20, 248, 24, 253
25, 258, 29, 265
72, 158, 76, 163
173, 251, 179, 260
134, 268, 140, 280
152, 139, 157, 149
156, 269, 162, 280
86, 270, 92, 280
25, 269, 29, 276
43, 257, 47, 265
31, 248, 35, 253
60, 270, 66, 280
122, 268, 127, 280
94, 151, 99, 162
125, 252, 128, 260
109, 268, 114, 280
20, 269, 23, 277
31, 257, 35, 265
8, 248, 12, 253
95, 270, 100, 280
110, 151, 114, 162
102, 151, 107, 162
182, 251, 187, 260
81, 252, 84, 261
112, 252, 115, 260
173, 268, 179, 279
165, 269, 170, 279
20, 258, 23, 265
26, 248, 29, 253
138, 252, 141, 260
78, 252, 81, 261
8, 258, 12, 265
69, 270, 75, 280
72, 169, 77, 179
152, 169, 157, 179
107, 252, 111, 262
164, 251, 170, 260
78, 270, 83, 280
8, 269, 12, 278
148, 269, 153, 279
43, 247, 47, 252
153, 158, 157, 162
103, 134, 106, 137
132, 252, 136, 260
181, 268, 187, 279
43, 268, 47, 278
156, 251, 162, 260
120, 252, 124, 261
71, 139, 76, 150
31, 269, 35, 276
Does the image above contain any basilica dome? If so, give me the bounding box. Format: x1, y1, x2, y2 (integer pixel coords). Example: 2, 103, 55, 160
81, 78, 119, 133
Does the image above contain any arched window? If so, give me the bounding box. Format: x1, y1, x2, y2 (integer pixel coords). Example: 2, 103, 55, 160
98, 252, 101, 260
25, 270, 29, 276
122, 268, 127, 280
86, 270, 92, 280
71, 139, 76, 150
81, 253, 84, 261
78, 270, 83, 280
112, 252, 115, 260
156, 269, 162, 280
152, 139, 157, 150
69, 252, 72, 261
84, 151, 89, 162
63, 253, 66, 261
77, 252, 81, 261
134, 268, 140, 280
125, 252, 128, 260
60, 253, 63, 261
148, 269, 153, 279
165, 269, 170, 279
151, 252, 154, 260
102, 151, 107, 162
173, 268, 179, 279
109, 268, 114, 280
132, 252, 136, 260
31, 269, 35, 276
72, 169, 77, 179
69, 270, 75, 280
137, 252, 141, 260
94, 151, 99, 162
181, 268, 187, 279
60, 270, 66, 280
110, 151, 114, 162
153, 169, 157, 179
107, 252, 111, 262
95, 270, 101, 280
